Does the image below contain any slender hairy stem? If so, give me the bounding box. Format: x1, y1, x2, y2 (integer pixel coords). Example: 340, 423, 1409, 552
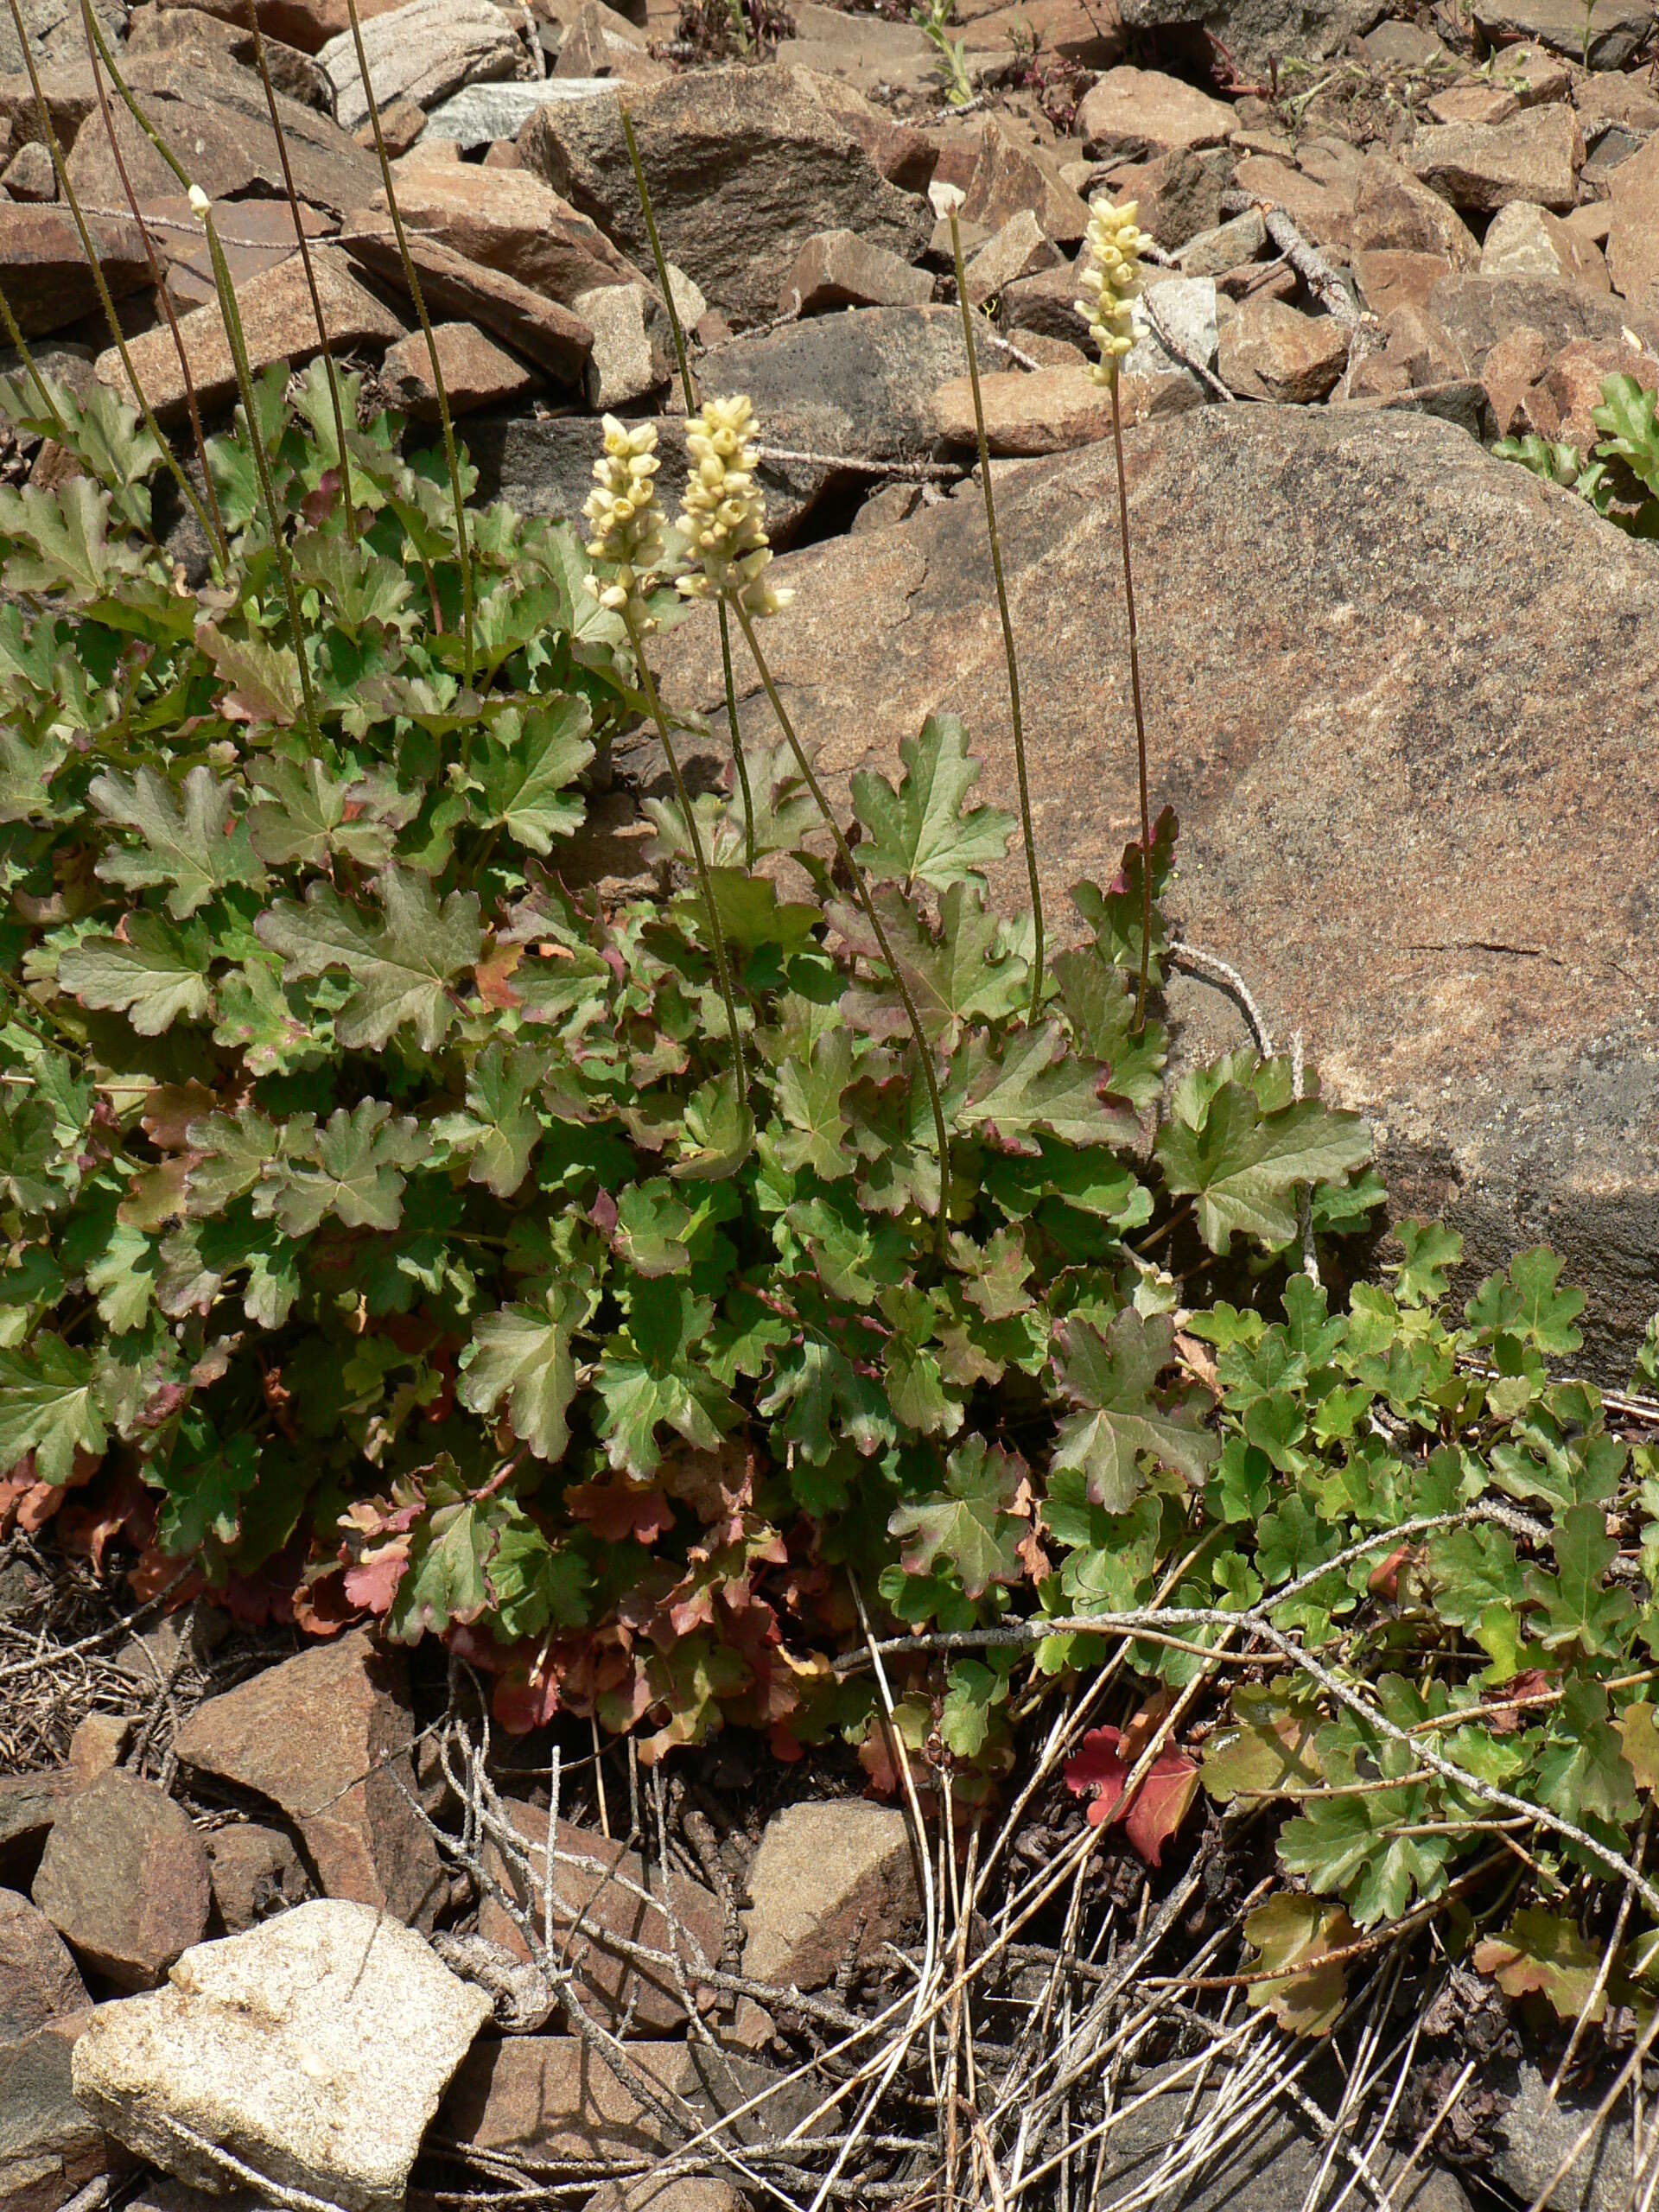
948, 210, 1044, 1023
622, 607, 749, 1124
5, 0, 223, 566
619, 101, 757, 867
1109, 375, 1154, 1033
620, 106, 685, 397
201, 209, 324, 754
715, 607, 754, 866
79, 0, 229, 570
238, 0, 356, 544
0, 278, 67, 437
344, 0, 473, 681
731, 598, 953, 1244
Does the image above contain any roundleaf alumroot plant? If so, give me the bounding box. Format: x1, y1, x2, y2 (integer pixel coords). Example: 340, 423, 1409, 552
0, 350, 1376, 1761
3, 186, 1659, 2043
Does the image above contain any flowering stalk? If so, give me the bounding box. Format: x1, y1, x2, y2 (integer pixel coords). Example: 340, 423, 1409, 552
0, 280, 67, 439
1077, 194, 1157, 1032
235, 0, 357, 544
619, 101, 757, 868
344, 0, 473, 680
6, 0, 223, 570
682, 396, 956, 1242
79, 0, 229, 569
583, 418, 749, 1127
194, 187, 325, 756
948, 207, 1044, 1025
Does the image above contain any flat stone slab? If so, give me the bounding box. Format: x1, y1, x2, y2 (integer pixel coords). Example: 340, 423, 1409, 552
656, 406, 1659, 1371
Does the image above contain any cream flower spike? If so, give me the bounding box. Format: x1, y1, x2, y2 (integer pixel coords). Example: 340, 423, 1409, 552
188, 183, 213, 222
1076, 195, 1148, 388
676, 394, 793, 617
582, 415, 669, 626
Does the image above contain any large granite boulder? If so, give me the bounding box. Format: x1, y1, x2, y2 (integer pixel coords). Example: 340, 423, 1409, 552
656, 407, 1659, 1370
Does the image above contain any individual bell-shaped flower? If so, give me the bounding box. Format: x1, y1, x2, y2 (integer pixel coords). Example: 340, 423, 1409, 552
676, 393, 793, 618
1076, 196, 1148, 389
582, 415, 670, 625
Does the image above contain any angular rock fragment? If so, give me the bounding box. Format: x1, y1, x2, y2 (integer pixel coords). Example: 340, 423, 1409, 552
1408, 105, 1582, 214
575, 282, 670, 409
1469, 0, 1652, 68
152, 0, 409, 59
1607, 135, 1659, 320
1179, 209, 1266, 277
958, 114, 1090, 248
741, 1801, 919, 1991
95, 244, 404, 421
72, 1901, 491, 2212
0, 142, 54, 202
0, 1887, 86, 2040
786, 226, 935, 314
932, 365, 1115, 454
340, 226, 592, 382
359, 155, 644, 306
519, 67, 931, 327
1479, 200, 1610, 290
63, 60, 379, 215
1218, 296, 1351, 402
1077, 66, 1235, 162
382, 321, 538, 417
172, 1627, 444, 1929
423, 78, 615, 150
554, 0, 666, 83
316, 0, 525, 133
1351, 248, 1459, 321
124, 6, 334, 113
479, 1809, 724, 2032
0, 1774, 71, 1888
0, 2012, 116, 2212
0, 206, 149, 339
1423, 270, 1656, 378
204, 1823, 311, 1936
32, 1774, 210, 1992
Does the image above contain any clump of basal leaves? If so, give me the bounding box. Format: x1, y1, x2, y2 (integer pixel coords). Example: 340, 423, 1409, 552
3, 365, 1658, 2038
1497, 369, 1659, 537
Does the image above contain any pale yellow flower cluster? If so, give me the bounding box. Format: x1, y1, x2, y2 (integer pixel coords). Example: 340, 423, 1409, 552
1076, 197, 1148, 389
675, 395, 792, 617
582, 415, 667, 621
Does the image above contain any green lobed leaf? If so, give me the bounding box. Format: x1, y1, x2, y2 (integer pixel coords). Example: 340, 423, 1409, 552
257, 868, 483, 1052
1050, 1307, 1218, 1513
1155, 1080, 1371, 1254
90, 765, 266, 919
850, 712, 1015, 892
